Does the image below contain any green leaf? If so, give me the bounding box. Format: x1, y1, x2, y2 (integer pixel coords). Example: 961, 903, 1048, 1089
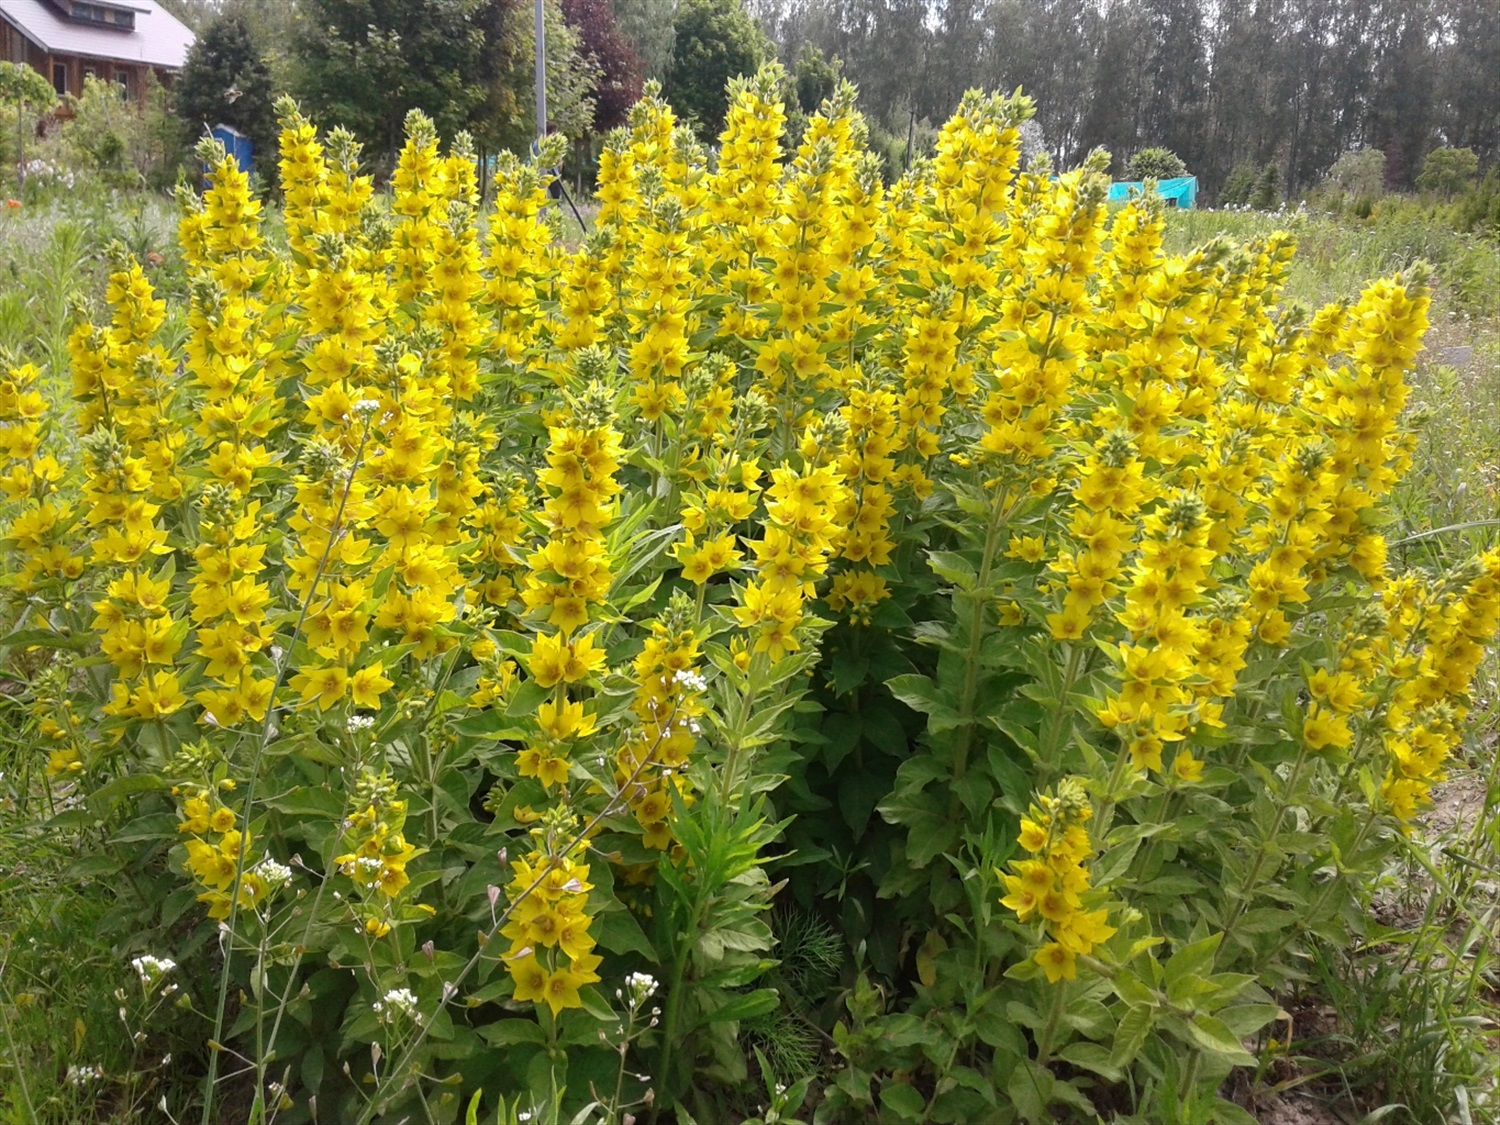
1056, 1041, 1122, 1082
476, 1019, 545, 1047
878, 1082, 926, 1122
263, 786, 344, 819
0, 627, 91, 652
1110, 1004, 1154, 1069
927, 550, 978, 591
1165, 932, 1223, 988
86, 773, 167, 819
1006, 1057, 1054, 1123
885, 673, 961, 731
691, 987, 778, 1030
595, 908, 656, 959
1184, 1013, 1256, 1066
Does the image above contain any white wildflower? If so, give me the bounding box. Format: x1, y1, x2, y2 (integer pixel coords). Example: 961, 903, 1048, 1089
372, 987, 419, 1022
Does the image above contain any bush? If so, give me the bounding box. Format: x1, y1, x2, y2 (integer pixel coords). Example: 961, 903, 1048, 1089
1218, 161, 1258, 207
1321, 146, 1386, 205
1126, 145, 1187, 182
3, 71, 1497, 1124
1416, 146, 1479, 200
49, 75, 185, 192
1452, 170, 1500, 237
1251, 160, 1283, 209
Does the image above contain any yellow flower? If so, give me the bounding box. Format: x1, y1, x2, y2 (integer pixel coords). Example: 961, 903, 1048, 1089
350, 664, 393, 708
1034, 942, 1077, 983
290, 665, 349, 711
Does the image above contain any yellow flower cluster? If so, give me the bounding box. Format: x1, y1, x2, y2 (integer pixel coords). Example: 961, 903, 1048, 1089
0, 361, 78, 590
503, 844, 602, 1018
333, 771, 423, 939
615, 595, 706, 850
1380, 550, 1500, 820
999, 780, 1116, 983
175, 784, 263, 921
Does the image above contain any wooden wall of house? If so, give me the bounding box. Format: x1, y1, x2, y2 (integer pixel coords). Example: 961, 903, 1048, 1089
0, 28, 161, 107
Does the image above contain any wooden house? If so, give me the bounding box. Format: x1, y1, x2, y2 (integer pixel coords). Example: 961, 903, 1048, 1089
0, 0, 194, 104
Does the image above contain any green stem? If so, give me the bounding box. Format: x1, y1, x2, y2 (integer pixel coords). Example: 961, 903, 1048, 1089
1043, 643, 1085, 766
952, 490, 1010, 784
1222, 743, 1310, 936
0, 962, 37, 1124
1035, 978, 1069, 1065
359, 713, 674, 1123
718, 660, 761, 804
655, 890, 710, 1117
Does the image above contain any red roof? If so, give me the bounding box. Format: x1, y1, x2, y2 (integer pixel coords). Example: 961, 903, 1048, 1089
0, 0, 195, 69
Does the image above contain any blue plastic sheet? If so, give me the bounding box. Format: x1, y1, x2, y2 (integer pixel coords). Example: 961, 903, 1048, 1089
1107, 176, 1197, 208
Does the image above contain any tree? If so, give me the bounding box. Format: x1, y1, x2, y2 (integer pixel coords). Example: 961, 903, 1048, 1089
290, 0, 502, 167
663, 0, 769, 139
1250, 161, 1282, 209
0, 61, 57, 194
1127, 146, 1187, 181
1416, 146, 1478, 199
611, 0, 678, 80
564, 0, 645, 134
791, 41, 837, 115
176, 10, 277, 183
1322, 146, 1386, 202
477, 0, 599, 158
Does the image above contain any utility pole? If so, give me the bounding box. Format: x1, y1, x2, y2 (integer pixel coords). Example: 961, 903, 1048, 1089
535, 0, 547, 140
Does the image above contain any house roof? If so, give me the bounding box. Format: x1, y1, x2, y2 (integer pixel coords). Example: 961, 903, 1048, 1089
0, 0, 195, 70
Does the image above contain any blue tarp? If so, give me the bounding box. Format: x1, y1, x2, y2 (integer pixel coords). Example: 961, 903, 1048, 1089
210, 124, 254, 175
1107, 176, 1198, 208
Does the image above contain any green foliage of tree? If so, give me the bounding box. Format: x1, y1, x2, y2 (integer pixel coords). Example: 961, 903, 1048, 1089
1126, 145, 1187, 181
1251, 161, 1282, 210
663, 0, 768, 139
1453, 171, 1500, 238
176, 10, 278, 184
564, 0, 644, 134
1322, 146, 1387, 203
750, 0, 1500, 197
1218, 161, 1257, 206
0, 61, 57, 193
485, 0, 600, 155
1417, 146, 1479, 200
289, 0, 503, 167
791, 41, 837, 115
611, 0, 678, 80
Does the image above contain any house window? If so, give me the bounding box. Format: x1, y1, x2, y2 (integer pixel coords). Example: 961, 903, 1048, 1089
115, 70, 131, 99
52, 62, 67, 96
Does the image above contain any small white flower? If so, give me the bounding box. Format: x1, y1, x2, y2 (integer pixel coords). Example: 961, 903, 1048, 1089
66, 1064, 104, 1086
346, 714, 375, 733
131, 955, 177, 986
256, 856, 293, 888
373, 987, 419, 1022
672, 669, 708, 692
353, 398, 381, 415
625, 971, 658, 1006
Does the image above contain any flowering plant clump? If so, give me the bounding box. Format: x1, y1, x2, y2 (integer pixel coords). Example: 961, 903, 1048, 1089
4, 69, 1496, 1123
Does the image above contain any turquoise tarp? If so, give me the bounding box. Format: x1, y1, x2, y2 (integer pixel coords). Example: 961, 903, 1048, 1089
1107, 176, 1198, 208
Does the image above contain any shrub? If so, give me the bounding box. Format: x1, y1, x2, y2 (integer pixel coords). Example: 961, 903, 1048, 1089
1416, 146, 1479, 200
1126, 145, 1187, 182
1452, 170, 1500, 237
1322, 146, 1386, 205
1250, 160, 1282, 209
4, 69, 1498, 1124
1218, 161, 1258, 207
